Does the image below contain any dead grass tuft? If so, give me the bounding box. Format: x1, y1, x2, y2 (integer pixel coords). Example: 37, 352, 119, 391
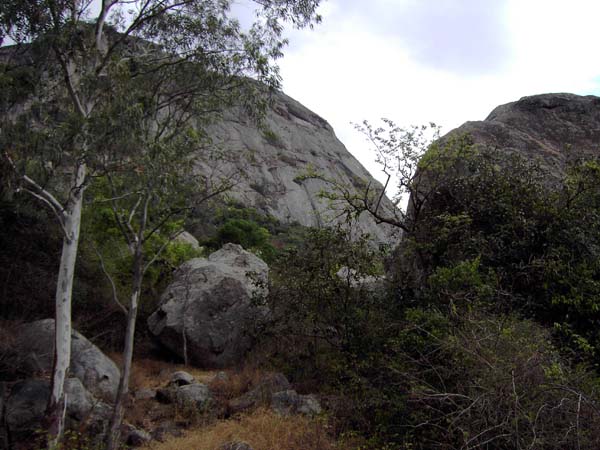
105, 355, 216, 391
144, 408, 337, 450
208, 366, 264, 401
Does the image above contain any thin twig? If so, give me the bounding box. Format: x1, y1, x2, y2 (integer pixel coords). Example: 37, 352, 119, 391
93, 245, 128, 315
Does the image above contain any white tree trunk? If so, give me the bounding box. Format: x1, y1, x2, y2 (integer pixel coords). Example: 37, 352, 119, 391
106, 197, 147, 450
106, 259, 142, 450
46, 162, 86, 448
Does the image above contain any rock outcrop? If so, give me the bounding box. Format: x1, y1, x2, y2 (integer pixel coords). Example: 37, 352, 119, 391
11, 319, 120, 402
148, 243, 269, 368
443, 93, 600, 175
201, 91, 397, 244
2, 43, 398, 246
400, 93, 600, 283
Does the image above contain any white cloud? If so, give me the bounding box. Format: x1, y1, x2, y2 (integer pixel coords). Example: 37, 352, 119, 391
277, 0, 600, 184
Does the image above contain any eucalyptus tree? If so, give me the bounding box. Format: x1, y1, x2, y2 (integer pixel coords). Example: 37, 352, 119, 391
0, 0, 321, 446
89, 56, 246, 448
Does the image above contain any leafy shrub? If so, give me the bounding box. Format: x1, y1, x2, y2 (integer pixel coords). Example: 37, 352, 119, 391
393, 313, 600, 450
263, 226, 387, 379
217, 218, 271, 251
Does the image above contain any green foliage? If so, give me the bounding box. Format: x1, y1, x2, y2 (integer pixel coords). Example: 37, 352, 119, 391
83, 177, 203, 314
263, 226, 388, 381
216, 218, 275, 259
427, 257, 498, 312
393, 313, 600, 450
398, 146, 600, 366
273, 130, 600, 448
192, 201, 312, 262
259, 220, 600, 449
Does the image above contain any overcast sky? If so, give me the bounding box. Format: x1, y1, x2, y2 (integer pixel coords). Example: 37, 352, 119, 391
266, 0, 600, 183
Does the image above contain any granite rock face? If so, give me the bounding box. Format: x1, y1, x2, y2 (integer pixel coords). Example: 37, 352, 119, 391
407, 93, 600, 231
201, 91, 398, 244
444, 93, 600, 176
147, 244, 269, 368
1, 44, 397, 245
401, 93, 600, 281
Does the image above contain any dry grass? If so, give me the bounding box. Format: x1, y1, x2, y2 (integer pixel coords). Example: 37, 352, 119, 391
107, 357, 343, 448
208, 366, 264, 401
129, 358, 215, 390
144, 408, 337, 450
104, 354, 216, 390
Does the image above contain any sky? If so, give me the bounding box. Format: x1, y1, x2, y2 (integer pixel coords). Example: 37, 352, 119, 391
256, 0, 600, 183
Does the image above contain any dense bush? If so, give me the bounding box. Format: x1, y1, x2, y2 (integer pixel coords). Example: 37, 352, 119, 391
398, 147, 600, 364
257, 142, 600, 448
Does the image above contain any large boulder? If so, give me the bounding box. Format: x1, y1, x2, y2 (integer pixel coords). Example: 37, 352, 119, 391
3, 379, 48, 440
12, 319, 120, 402
400, 93, 600, 283
271, 390, 322, 416
148, 244, 269, 368
458, 93, 600, 174
429, 93, 600, 184
175, 384, 212, 411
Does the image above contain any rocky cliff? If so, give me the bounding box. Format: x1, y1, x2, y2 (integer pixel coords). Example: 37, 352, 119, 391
201, 91, 397, 244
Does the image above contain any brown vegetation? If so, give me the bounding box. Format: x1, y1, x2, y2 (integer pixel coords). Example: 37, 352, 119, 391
144, 408, 335, 450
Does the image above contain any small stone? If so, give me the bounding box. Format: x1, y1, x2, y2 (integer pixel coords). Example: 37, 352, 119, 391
297, 394, 322, 416
271, 390, 321, 416
210, 371, 229, 383
219, 442, 254, 450
170, 371, 195, 386
176, 384, 212, 410
126, 427, 152, 447
134, 388, 156, 400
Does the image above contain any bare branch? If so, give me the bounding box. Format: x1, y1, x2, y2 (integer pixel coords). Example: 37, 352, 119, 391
20, 188, 69, 236
93, 245, 128, 315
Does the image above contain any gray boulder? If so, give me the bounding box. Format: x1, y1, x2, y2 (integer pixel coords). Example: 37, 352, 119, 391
174, 231, 201, 251
4, 379, 48, 439
229, 372, 291, 414
64, 377, 95, 421
271, 390, 322, 416
125, 425, 153, 447
12, 319, 120, 402
4, 378, 110, 439
175, 384, 212, 411
169, 371, 196, 386
148, 244, 269, 368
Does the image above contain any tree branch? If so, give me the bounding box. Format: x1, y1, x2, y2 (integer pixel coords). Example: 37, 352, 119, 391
93, 245, 128, 315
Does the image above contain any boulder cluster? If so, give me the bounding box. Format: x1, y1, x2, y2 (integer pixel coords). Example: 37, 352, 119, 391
0, 244, 321, 447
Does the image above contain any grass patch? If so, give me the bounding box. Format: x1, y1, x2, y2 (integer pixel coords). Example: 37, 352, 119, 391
144, 408, 336, 450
